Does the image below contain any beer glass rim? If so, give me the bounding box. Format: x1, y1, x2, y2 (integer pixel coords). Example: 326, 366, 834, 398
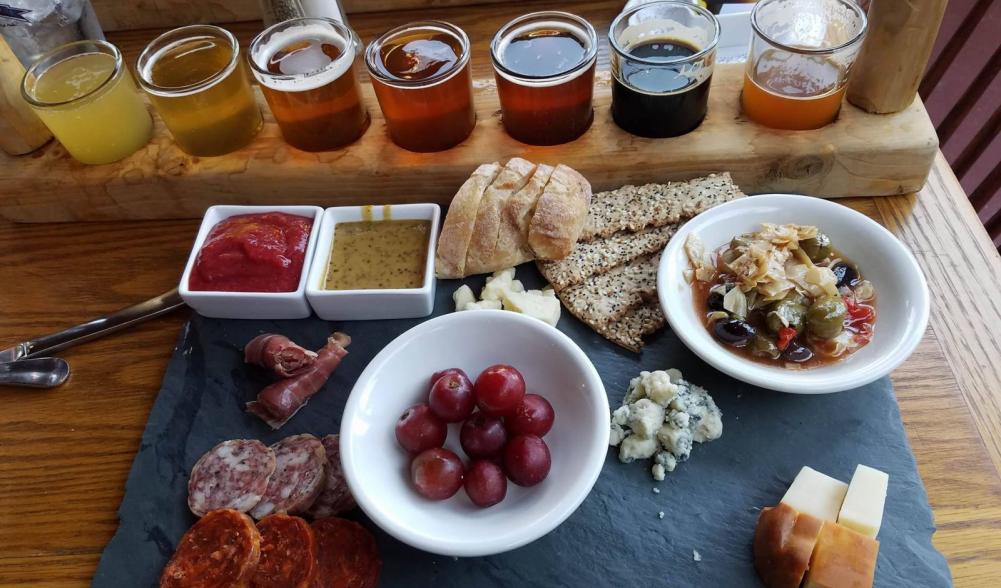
365, 20, 471, 89
490, 11, 598, 82
750, 0, 868, 56
247, 17, 360, 83
136, 24, 241, 97
20, 40, 124, 109
609, 1, 720, 66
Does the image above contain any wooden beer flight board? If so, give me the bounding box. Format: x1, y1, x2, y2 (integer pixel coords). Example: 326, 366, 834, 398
0, 63, 938, 223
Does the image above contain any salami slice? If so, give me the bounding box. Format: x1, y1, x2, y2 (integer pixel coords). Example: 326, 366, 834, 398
250, 434, 327, 520
160, 509, 261, 588
307, 435, 356, 519
188, 439, 277, 517
310, 518, 381, 588
251, 513, 319, 588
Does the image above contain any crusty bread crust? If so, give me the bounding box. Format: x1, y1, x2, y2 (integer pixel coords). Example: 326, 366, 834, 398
434, 162, 501, 278
528, 164, 592, 260
464, 158, 536, 275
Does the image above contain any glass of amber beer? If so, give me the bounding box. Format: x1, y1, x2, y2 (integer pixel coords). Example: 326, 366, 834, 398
742, 0, 867, 130
250, 18, 369, 151
365, 21, 475, 152
490, 11, 597, 145
138, 25, 263, 156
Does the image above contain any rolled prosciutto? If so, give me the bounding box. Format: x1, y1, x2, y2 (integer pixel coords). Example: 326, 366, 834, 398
247, 333, 351, 429
244, 333, 318, 377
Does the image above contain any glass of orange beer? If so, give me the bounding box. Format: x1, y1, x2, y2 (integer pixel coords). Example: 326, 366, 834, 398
249, 18, 369, 152
741, 0, 867, 130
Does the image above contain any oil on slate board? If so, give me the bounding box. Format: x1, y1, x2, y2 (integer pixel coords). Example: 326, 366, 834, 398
94, 269, 952, 587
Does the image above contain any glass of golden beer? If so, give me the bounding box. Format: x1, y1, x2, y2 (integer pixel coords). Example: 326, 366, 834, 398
21, 40, 152, 165
742, 0, 867, 130
249, 17, 369, 152
138, 25, 262, 156
365, 21, 475, 152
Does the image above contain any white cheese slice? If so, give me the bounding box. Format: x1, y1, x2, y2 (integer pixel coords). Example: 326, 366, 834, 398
837, 464, 889, 538
501, 289, 560, 326
780, 466, 849, 522
453, 284, 476, 311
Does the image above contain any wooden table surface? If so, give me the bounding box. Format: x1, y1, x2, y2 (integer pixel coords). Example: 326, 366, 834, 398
2, 2, 1001, 586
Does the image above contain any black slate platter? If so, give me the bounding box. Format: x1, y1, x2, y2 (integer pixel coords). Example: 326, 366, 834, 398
94, 267, 952, 587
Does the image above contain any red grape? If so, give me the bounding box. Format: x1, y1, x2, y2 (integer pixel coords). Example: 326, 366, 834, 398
395, 404, 446, 454
428, 371, 475, 422
464, 460, 507, 508
504, 434, 551, 487
460, 412, 508, 459
506, 394, 555, 437
474, 364, 526, 416
430, 368, 467, 390
411, 448, 464, 500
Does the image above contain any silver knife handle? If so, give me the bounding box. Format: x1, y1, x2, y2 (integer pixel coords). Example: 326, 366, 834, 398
17, 288, 186, 360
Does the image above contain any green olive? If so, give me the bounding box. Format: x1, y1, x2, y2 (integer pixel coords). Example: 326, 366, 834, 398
766, 300, 807, 334
750, 334, 781, 359
801, 233, 833, 262
807, 295, 847, 339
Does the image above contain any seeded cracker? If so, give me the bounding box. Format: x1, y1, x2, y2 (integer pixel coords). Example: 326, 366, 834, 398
555, 253, 660, 329
596, 302, 667, 353
538, 225, 677, 290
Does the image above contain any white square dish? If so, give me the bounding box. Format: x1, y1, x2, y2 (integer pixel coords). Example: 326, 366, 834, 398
179, 205, 324, 319
306, 203, 440, 321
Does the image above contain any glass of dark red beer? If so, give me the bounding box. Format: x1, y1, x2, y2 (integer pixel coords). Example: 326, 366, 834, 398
490, 11, 598, 146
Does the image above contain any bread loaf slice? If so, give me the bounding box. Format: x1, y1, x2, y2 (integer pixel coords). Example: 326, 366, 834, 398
464, 158, 536, 275
491, 164, 555, 270
435, 162, 501, 278
528, 164, 592, 260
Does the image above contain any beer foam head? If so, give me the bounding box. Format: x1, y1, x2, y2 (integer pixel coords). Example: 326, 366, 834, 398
249, 20, 356, 93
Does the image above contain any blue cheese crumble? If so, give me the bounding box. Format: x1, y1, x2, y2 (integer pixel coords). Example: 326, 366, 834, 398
609, 369, 723, 480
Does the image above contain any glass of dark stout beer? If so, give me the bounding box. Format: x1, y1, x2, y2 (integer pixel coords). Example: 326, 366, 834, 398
365, 21, 475, 152
249, 18, 370, 152
490, 11, 598, 145
609, 1, 720, 138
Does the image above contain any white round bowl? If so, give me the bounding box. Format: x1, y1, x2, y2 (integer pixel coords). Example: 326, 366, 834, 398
340, 310, 609, 556
658, 194, 929, 394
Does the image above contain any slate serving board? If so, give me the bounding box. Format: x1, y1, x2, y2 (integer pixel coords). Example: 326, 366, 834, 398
94, 269, 953, 587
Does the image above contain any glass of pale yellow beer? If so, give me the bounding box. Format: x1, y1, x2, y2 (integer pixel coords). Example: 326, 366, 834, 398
20, 40, 152, 165
137, 25, 262, 156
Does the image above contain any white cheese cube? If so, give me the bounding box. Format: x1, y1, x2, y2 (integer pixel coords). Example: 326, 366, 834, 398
618, 434, 658, 462
654, 451, 677, 473
652, 464, 666, 481
644, 371, 680, 407
628, 399, 665, 439
501, 289, 561, 327
452, 284, 476, 311
609, 423, 626, 447
781, 466, 849, 522
463, 299, 503, 311
611, 405, 630, 427
510, 279, 525, 293
837, 464, 889, 538
480, 268, 516, 300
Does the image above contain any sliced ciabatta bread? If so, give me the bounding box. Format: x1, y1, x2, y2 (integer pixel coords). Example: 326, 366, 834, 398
434, 162, 501, 279
464, 158, 536, 276
528, 164, 592, 260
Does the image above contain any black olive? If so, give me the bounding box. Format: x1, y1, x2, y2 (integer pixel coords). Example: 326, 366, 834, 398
713, 319, 756, 347
832, 262, 859, 289
707, 290, 725, 311
782, 339, 815, 363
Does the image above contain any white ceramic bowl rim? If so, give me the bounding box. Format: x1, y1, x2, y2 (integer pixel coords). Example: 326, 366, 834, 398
340, 310, 610, 556
658, 194, 930, 394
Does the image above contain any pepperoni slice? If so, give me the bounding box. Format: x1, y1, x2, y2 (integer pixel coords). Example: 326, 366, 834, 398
188, 440, 276, 517
307, 435, 356, 519
251, 514, 319, 588
250, 434, 327, 519
310, 518, 381, 588
160, 509, 261, 588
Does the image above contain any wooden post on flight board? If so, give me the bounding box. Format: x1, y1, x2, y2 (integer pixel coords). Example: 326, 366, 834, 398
0, 38, 52, 155
846, 0, 949, 114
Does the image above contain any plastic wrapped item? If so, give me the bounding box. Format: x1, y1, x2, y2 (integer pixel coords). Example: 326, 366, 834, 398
0, 0, 104, 67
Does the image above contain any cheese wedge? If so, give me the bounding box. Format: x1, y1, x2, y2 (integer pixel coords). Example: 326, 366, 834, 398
837, 464, 889, 538
803, 522, 879, 588
781, 467, 849, 522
